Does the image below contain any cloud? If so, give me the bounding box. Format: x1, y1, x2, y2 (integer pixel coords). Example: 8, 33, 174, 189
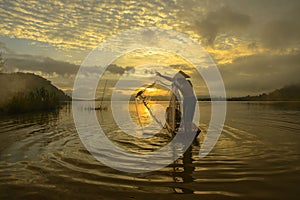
219, 53, 300, 96
2, 0, 300, 97
193, 7, 251, 45
178, 0, 300, 50
218, 0, 300, 49
5, 55, 80, 75
2, 0, 300, 54
259, 5, 300, 49
260, 20, 300, 49
4, 53, 135, 91
105, 64, 134, 75
5, 53, 133, 75
0, 0, 178, 51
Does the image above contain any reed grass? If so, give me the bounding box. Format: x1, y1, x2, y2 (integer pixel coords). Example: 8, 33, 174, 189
2, 87, 59, 114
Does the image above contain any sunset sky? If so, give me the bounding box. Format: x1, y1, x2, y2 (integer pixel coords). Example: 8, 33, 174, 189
1, 0, 300, 97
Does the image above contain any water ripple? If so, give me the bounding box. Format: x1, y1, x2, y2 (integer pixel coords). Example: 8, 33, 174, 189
1, 103, 300, 199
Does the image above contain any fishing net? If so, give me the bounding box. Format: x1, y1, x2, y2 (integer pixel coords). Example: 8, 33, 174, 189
134, 81, 183, 136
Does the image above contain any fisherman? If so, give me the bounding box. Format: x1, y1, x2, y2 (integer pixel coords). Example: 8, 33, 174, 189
156, 70, 197, 134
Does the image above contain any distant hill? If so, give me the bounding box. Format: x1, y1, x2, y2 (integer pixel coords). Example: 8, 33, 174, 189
0, 72, 70, 107
229, 84, 300, 101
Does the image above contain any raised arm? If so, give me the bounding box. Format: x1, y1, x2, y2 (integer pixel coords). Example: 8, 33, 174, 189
156, 72, 173, 82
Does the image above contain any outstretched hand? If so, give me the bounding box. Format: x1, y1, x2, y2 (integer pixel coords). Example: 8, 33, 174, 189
155, 71, 173, 82
156, 71, 161, 77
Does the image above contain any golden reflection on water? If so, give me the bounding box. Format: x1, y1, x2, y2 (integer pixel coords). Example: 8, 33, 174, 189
0, 102, 300, 199
129, 100, 168, 127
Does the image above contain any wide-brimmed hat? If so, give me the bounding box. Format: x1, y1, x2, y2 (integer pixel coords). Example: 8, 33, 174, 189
177, 70, 190, 78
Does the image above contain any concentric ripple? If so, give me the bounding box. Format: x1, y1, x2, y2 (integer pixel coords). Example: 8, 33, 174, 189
0, 102, 299, 199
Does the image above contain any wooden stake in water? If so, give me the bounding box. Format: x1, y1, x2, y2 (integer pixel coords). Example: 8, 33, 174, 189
99, 80, 108, 110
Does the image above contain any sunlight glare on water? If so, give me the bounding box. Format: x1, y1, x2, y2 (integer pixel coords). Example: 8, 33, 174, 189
0, 102, 299, 199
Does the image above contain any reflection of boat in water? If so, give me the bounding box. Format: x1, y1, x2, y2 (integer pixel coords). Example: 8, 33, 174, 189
135, 81, 201, 137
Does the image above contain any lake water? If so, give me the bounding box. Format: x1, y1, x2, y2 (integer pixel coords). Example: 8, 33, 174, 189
0, 101, 299, 199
